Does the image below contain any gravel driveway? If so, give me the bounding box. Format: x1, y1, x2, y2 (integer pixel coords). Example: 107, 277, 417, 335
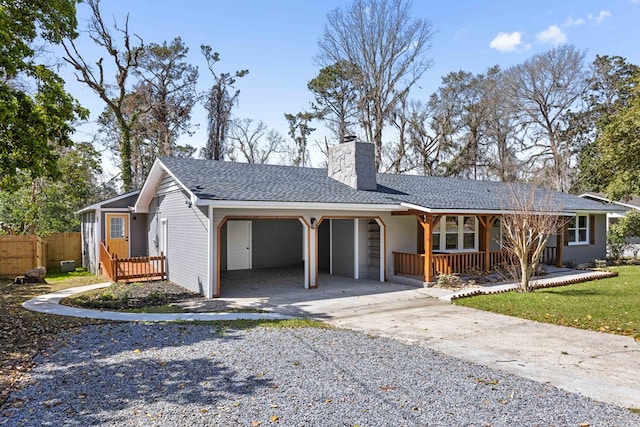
1, 323, 637, 426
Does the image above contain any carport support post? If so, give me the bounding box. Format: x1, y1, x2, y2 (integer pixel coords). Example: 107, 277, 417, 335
353, 218, 359, 279
419, 215, 434, 283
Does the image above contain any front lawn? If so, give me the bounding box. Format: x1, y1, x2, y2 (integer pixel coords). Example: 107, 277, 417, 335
454, 266, 640, 339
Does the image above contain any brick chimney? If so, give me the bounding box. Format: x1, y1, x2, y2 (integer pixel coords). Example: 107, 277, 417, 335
328, 141, 377, 190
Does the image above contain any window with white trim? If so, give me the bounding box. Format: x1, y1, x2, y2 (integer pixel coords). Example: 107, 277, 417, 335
568, 214, 589, 245
432, 216, 478, 252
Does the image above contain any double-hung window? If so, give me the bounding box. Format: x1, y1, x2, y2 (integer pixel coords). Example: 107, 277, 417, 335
567, 214, 589, 245
432, 216, 478, 252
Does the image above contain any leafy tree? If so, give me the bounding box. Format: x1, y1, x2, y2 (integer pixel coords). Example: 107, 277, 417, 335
201, 45, 248, 160
0, 0, 87, 190
285, 112, 316, 167
608, 210, 640, 260
571, 56, 640, 195
504, 45, 588, 192
0, 143, 103, 235
317, 0, 435, 169
62, 0, 144, 192
307, 61, 359, 144
592, 74, 640, 200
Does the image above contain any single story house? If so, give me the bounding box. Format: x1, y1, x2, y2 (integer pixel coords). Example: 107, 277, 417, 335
80, 141, 620, 297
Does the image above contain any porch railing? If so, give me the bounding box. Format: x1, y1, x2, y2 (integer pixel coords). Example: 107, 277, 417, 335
393, 247, 557, 281
100, 242, 166, 282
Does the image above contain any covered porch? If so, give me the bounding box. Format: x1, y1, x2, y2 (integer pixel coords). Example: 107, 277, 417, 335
392, 213, 564, 283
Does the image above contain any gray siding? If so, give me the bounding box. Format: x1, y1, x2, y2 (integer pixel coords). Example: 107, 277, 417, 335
102, 193, 138, 209
563, 214, 607, 264
332, 219, 354, 278
130, 213, 148, 257
252, 219, 303, 269
80, 211, 98, 274
147, 175, 209, 294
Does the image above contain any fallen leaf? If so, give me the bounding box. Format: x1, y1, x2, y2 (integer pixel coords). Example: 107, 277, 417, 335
201, 409, 208, 413
132, 349, 141, 353
251, 422, 261, 427
270, 415, 279, 422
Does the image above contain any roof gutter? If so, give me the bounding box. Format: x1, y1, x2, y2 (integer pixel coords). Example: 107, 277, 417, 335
197, 199, 404, 212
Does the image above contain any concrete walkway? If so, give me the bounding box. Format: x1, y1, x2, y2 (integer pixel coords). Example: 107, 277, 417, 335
22, 270, 640, 408
22, 283, 294, 322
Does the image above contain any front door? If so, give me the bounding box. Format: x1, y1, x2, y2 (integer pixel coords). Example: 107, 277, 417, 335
106, 213, 129, 258
227, 220, 251, 270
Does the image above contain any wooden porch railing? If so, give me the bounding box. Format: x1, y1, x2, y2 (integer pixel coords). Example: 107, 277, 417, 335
393, 252, 425, 278
100, 242, 166, 282
432, 252, 485, 276
393, 247, 558, 281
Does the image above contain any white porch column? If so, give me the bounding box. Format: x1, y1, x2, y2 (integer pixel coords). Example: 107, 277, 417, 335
354, 218, 360, 279
207, 206, 215, 298
300, 218, 312, 289
375, 218, 385, 282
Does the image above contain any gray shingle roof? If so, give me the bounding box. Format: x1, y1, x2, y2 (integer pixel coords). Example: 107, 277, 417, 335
159, 157, 621, 213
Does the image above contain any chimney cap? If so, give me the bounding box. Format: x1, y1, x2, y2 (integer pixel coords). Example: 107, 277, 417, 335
343, 135, 357, 143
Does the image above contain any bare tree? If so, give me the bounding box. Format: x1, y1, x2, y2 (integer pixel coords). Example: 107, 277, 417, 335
62, 0, 144, 191
201, 45, 248, 160
227, 118, 284, 164
504, 45, 588, 192
317, 0, 435, 169
501, 185, 565, 292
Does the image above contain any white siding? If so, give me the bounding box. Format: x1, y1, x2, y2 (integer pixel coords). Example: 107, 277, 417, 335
147, 175, 209, 294
384, 215, 418, 276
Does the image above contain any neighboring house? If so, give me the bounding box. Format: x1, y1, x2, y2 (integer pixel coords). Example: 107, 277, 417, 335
580, 192, 640, 253
80, 141, 620, 297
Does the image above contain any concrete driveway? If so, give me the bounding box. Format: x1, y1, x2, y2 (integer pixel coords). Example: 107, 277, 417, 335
193, 273, 640, 409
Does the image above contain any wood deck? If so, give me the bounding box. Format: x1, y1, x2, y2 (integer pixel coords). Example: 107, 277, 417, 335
100, 242, 166, 282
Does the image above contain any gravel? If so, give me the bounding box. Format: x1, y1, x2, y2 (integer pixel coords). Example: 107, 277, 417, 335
1, 324, 638, 426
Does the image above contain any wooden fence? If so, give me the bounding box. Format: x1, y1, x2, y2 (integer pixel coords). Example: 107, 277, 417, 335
0, 232, 81, 277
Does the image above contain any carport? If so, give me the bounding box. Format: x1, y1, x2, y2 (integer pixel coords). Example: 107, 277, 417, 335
316, 217, 385, 282
217, 217, 310, 296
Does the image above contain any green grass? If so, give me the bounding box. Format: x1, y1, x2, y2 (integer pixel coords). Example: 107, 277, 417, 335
455, 266, 640, 339
45, 268, 100, 284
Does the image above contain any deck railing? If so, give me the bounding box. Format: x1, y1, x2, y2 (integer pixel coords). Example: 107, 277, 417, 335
393, 252, 425, 278
100, 242, 166, 282
393, 247, 557, 281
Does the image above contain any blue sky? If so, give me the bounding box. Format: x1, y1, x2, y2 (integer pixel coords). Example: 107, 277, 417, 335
60, 0, 640, 171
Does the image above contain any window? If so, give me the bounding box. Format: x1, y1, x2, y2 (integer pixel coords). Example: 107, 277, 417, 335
110, 217, 124, 239
432, 216, 478, 252
445, 216, 458, 250
568, 214, 589, 245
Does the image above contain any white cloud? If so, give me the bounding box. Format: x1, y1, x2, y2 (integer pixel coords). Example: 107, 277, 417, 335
588, 10, 612, 25
489, 31, 525, 52
454, 28, 469, 40
564, 16, 585, 27
536, 25, 567, 45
